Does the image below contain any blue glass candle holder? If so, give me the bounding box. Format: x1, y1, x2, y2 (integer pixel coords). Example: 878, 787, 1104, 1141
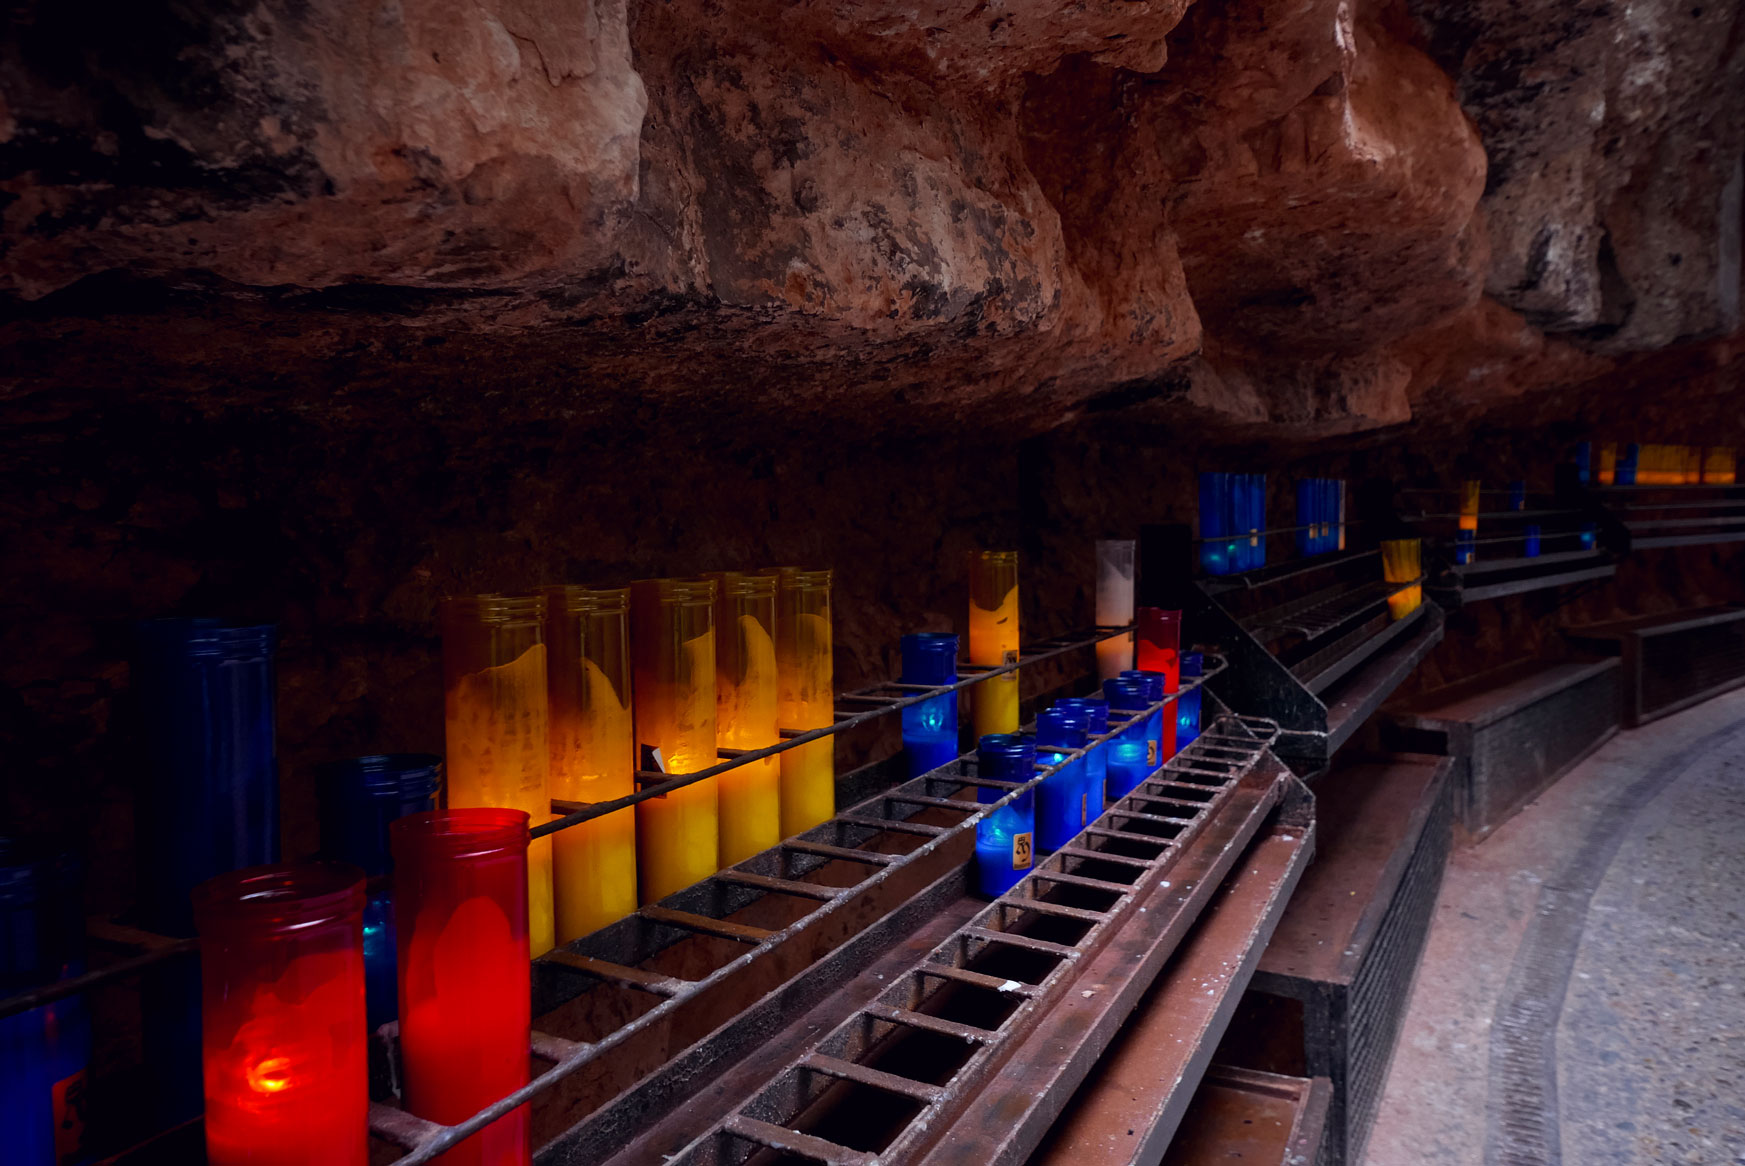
1296, 479, 1316, 557
1177, 652, 1204, 748
1573, 442, 1592, 484
319, 754, 441, 1031
1618, 444, 1639, 485
1199, 473, 1233, 576
1455, 530, 1477, 565
1523, 526, 1542, 557
1509, 481, 1526, 511
1034, 709, 1088, 852
1580, 522, 1596, 549
133, 618, 280, 1124
974, 735, 1036, 897
1102, 679, 1152, 800
899, 633, 961, 777
1120, 669, 1167, 773
1057, 697, 1110, 819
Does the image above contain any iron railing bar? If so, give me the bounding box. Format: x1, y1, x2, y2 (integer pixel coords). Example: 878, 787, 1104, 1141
638, 905, 777, 944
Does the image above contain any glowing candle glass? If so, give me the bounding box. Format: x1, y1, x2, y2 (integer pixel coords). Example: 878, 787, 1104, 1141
1121, 669, 1169, 768
1177, 652, 1204, 748
1458, 480, 1480, 533
392, 810, 530, 1166
317, 754, 442, 1030
1198, 473, 1235, 576
1381, 539, 1422, 619
1703, 447, 1737, 484
1523, 526, 1542, 558
1618, 444, 1639, 485
1508, 481, 1526, 511
766, 568, 836, 837
967, 551, 1020, 739
708, 573, 782, 865
900, 633, 960, 778
541, 586, 638, 943
441, 595, 554, 957
631, 578, 720, 902
1136, 608, 1182, 693
193, 864, 368, 1166
1102, 679, 1153, 800
973, 735, 1036, 897
1056, 697, 1109, 817
1, 840, 81, 1166
1094, 540, 1136, 681
1573, 442, 1592, 484
1033, 709, 1087, 852
1598, 443, 1617, 486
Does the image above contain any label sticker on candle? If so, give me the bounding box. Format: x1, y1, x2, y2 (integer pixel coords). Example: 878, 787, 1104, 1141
1012, 832, 1033, 870
1148, 741, 1159, 766
1003, 649, 1018, 666
54, 1070, 87, 1161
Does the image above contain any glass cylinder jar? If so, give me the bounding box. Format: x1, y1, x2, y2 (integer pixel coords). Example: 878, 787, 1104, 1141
1458, 480, 1481, 533
1177, 652, 1204, 749
1093, 540, 1136, 681
1136, 608, 1181, 695
392, 810, 530, 1166
1381, 538, 1422, 619
1120, 669, 1171, 768
766, 568, 836, 837
973, 735, 1035, 898
967, 551, 1020, 740
1597, 442, 1617, 486
1102, 679, 1153, 800
1056, 697, 1109, 818
900, 633, 960, 778
710, 573, 782, 865
193, 864, 368, 1166
441, 595, 555, 957
542, 586, 638, 942
1033, 709, 1087, 852
631, 578, 720, 902
318, 754, 442, 1030
1618, 443, 1639, 485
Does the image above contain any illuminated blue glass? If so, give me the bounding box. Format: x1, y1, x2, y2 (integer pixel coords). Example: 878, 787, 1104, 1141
1057, 698, 1110, 819
1509, 481, 1526, 511
900, 633, 960, 777
1618, 444, 1639, 485
318, 754, 440, 1029
1102, 679, 1152, 799
0, 843, 85, 1166
1580, 522, 1596, 549
1120, 670, 1167, 777
1199, 473, 1232, 575
1523, 526, 1542, 557
1034, 709, 1088, 851
1573, 442, 1592, 484
1178, 652, 1204, 748
1456, 530, 1476, 565
974, 735, 1036, 897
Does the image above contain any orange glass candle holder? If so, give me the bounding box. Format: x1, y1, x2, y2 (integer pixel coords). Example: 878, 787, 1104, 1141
441, 595, 554, 957
392, 809, 531, 1166
1703, 447, 1737, 485
767, 568, 836, 837
1598, 442, 1617, 486
1381, 539, 1423, 620
967, 551, 1020, 740
711, 572, 782, 864
542, 586, 637, 944
631, 578, 721, 902
193, 864, 368, 1166
1458, 481, 1480, 533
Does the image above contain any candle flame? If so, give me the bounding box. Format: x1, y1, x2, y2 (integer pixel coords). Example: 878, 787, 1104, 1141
247, 1056, 293, 1094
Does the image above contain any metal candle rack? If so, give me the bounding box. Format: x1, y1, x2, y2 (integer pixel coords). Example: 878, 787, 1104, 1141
368, 649, 1229, 1164
1591, 481, 1745, 549
1400, 488, 1617, 606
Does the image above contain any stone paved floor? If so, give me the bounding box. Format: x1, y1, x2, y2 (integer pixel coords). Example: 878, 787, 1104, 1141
1360, 688, 1745, 1166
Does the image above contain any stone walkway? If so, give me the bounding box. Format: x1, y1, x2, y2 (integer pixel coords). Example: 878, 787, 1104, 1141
1361, 687, 1745, 1166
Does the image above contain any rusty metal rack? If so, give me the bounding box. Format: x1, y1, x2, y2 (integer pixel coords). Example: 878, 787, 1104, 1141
1183, 546, 1444, 775
1591, 482, 1745, 549
584, 709, 1307, 1166
357, 653, 1232, 1163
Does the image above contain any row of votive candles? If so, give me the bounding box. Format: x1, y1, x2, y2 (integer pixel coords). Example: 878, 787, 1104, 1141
1453, 481, 1594, 564
193, 810, 538, 1166
968, 655, 1204, 897
440, 570, 834, 959
1576, 442, 1738, 486
1199, 474, 1349, 576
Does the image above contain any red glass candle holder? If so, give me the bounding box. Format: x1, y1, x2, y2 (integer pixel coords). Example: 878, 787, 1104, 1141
391, 809, 531, 1166
192, 864, 368, 1166
1136, 608, 1182, 693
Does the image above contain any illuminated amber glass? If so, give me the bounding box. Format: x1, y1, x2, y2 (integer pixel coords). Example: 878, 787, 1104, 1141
709, 572, 782, 864
441, 595, 555, 957
764, 568, 835, 837
542, 586, 637, 943
1458, 481, 1480, 533
1598, 442, 1617, 486
968, 551, 1020, 739
1703, 447, 1737, 485
1381, 539, 1423, 620
631, 578, 720, 903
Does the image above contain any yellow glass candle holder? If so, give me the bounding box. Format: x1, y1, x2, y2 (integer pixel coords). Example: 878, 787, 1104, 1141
440, 594, 556, 957
630, 578, 720, 903
765, 568, 835, 837
1458, 481, 1480, 533
1683, 445, 1701, 484
710, 572, 781, 864
542, 585, 637, 943
1703, 447, 1737, 485
1598, 442, 1617, 486
968, 550, 1020, 739
1381, 539, 1422, 620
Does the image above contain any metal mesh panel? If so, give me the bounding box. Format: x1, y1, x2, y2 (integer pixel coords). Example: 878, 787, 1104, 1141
1639, 618, 1745, 719
1464, 668, 1618, 833
1340, 775, 1452, 1166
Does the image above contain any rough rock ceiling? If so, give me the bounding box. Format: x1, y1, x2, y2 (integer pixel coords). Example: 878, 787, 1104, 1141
1, 0, 1742, 442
